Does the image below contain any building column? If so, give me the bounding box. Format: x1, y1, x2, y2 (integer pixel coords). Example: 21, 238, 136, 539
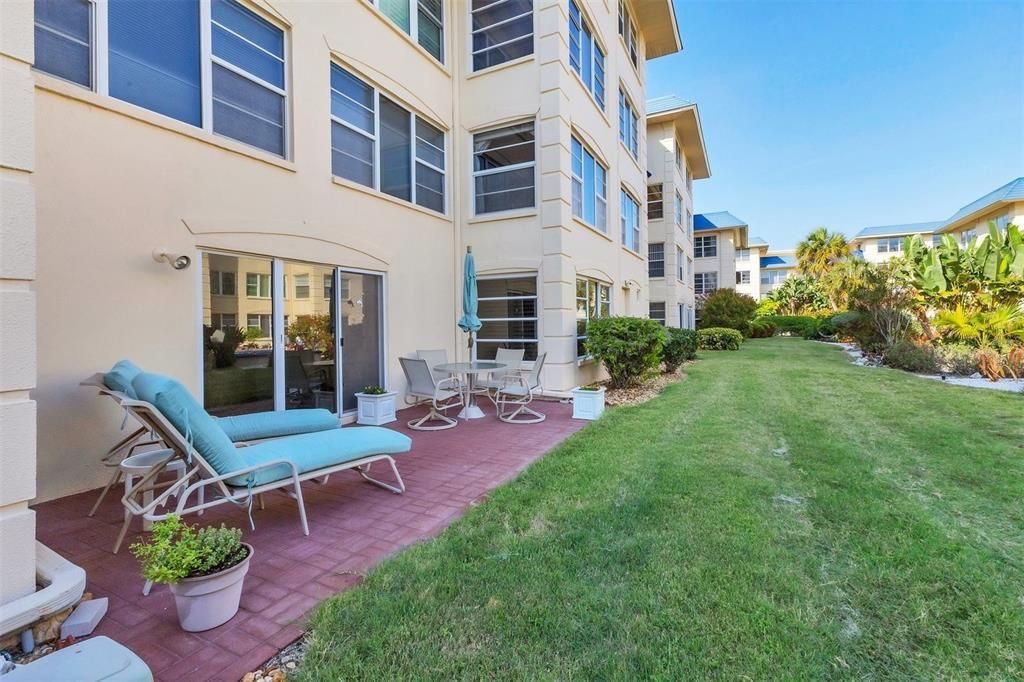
0, 0, 38, 604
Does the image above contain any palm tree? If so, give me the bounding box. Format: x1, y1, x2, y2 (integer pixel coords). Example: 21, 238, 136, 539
796, 227, 850, 278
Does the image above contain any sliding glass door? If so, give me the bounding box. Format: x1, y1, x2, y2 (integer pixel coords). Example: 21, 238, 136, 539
200, 252, 384, 416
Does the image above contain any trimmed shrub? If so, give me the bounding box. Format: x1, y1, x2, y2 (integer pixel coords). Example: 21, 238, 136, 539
816, 315, 838, 337
935, 343, 979, 375
764, 315, 818, 338
883, 340, 939, 373
663, 328, 698, 371
699, 289, 758, 335
697, 327, 743, 351
584, 316, 666, 388
748, 319, 777, 338
832, 310, 887, 353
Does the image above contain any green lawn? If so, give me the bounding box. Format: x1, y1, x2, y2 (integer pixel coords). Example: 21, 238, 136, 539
299, 338, 1024, 680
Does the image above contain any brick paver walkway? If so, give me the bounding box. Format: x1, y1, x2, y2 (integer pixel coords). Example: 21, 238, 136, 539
34, 401, 584, 681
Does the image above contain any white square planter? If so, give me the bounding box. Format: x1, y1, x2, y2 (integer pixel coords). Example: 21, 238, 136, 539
571, 386, 606, 420
355, 391, 397, 426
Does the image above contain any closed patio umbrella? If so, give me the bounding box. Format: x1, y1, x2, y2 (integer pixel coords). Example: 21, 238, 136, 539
458, 246, 482, 351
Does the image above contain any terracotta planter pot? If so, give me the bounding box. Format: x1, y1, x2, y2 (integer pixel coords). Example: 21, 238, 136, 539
168, 543, 253, 632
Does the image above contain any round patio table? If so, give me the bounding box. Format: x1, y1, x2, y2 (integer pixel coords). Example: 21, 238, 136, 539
433, 361, 505, 420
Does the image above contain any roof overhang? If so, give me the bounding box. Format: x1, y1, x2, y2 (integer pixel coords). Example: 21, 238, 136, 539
634, 0, 682, 59
648, 103, 711, 179
938, 199, 1017, 234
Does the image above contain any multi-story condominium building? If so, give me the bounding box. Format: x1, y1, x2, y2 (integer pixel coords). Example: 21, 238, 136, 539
850, 222, 943, 262
734, 237, 768, 300
690, 211, 749, 310
759, 250, 797, 298
13, 0, 683, 510
644, 96, 710, 329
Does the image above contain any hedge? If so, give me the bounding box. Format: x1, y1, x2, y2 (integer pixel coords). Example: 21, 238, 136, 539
697, 327, 743, 351
584, 316, 666, 388
663, 328, 698, 371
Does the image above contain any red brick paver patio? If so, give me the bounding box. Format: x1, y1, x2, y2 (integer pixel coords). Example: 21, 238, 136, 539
34, 401, 584, 681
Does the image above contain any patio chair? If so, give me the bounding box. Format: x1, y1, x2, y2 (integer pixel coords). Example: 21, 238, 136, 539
399, 356, 463, 431
495, 352, 547, 424
116, 372, 411, 536
476, 348, 526, 403
416, 349, 461, 388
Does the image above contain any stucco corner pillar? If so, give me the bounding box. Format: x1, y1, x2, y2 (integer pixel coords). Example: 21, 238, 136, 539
0, 0, 39, 605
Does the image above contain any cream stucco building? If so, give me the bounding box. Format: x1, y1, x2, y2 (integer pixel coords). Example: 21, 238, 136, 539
758, 249, 797, 298
0, 0, 692, 620
644, 95, 709, 329
850, 221, 943, 263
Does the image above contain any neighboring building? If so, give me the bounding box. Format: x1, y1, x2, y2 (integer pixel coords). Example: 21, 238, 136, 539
850, 221, 943, 262
935, 177, 1024, 246
759, 250, 798, 298
19, 0, 683, 506
691, 211, 749, 306
735, 237, 768, 300
645, 95, 711, 329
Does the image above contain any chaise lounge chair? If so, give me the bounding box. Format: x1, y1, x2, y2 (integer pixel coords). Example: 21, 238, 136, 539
101, 372, 411, 535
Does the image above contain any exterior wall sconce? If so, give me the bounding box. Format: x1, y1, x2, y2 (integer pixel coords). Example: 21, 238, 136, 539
152, 249, 191, 270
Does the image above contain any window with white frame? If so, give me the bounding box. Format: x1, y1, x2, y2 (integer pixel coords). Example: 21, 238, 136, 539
569, 0, 604, 108
694, 272, 717, 295
677, 246, 685, 280
246, 272, 271, 298
374, 0, 444, 62
477, 276, 538, 360
694, 234, 717, 258
620, 189, 641, 252
760, 270, 788, 286
675, 191, 683, 226
647, 184, 664, 220
876, 237, 902, 253
674, 143, 682, 171
686, 208, 693, 238
211, 313, 237, 331
473, 122, 536, 214
571, 136, 608, 230
323, 273, 333, 299
34, 0, 289, 156
736, 270, 751, 285
471, 0, 534, 71
960, 229, 977, 246
576, 278, 611, 358
687, 256, 693, 280
246, 313, 272, 337
330, 64, 446, 213
617, 0, 637, 68
648, 242, 664, 277
649, 302, 666, 326
294, 273, 310, 299
618, 89, 639, 158
736, 248, 750, 262
210, 271, 236, 296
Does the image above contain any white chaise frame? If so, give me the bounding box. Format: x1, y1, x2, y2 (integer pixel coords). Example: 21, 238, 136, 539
83, 379, 405, 536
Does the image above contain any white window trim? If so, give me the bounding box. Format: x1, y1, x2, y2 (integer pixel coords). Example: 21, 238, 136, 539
472, 120, 537, 216
647, 242, 665, 278
649, 302, 666, 325
368, 0, 445, 64
575, 277, 612, 360
571, 135, 608, 231
469, 0, 535, 72
330, 64, 448, 215
45, 0, 290, 158
476, 274, 540, 360
568, 0, 605, 108
694, 234, 718, 259
618, 88, 639, 158
620, 187, 641, 253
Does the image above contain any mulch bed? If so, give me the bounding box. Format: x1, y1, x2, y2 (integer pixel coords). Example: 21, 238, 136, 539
602, 366, 689, 407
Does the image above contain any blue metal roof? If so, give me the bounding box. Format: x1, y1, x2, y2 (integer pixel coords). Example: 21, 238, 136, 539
853, 221, 944, 240
694, 211, 746, 231
761, 255, 797, 268
646, 95, 694, 116
941, 177, 1024, 230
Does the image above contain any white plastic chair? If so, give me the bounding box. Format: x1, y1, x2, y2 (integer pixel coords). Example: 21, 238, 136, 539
477, 348, 526, 402
400, 356, 463, 430
495, 353, 547, 424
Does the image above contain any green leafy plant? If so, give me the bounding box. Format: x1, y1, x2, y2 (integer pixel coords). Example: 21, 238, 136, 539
361, 385, 387, 395
697, 327, 743, 351
577, 383, 603, 391
131, 516, 248, 585
698, 289, 758, 335
748, 319, 777, 338
767, 275, 829, 315
935, 343, 979, 376
754, 298, 779, 318
662, 328, 698, 371
933, 304, 1024, 352
204, 326, 247, 369
848, 262, 916, 348
584, 317, 666, 389
883, 340, 939, 373
286, 314, 335, 360
796, 226, 850, 278
762, 315, 818, 338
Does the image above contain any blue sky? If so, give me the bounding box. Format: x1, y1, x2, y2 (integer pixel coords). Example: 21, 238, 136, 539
647, 0, 1024, 248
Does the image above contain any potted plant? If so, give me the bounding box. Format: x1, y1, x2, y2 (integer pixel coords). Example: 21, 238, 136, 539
131, 516, 253, 632
571, 383, 606, 420
355, 384, 397, 425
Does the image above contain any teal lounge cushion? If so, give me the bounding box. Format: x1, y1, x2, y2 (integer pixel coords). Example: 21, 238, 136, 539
217, 409, 340, 442
131, 372, 173, 405
150, 378, 248, 480
228, 427, 412, 487
103, 360, 143, 398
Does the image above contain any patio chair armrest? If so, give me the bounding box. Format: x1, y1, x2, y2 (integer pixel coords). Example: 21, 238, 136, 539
436, 376, 461, 393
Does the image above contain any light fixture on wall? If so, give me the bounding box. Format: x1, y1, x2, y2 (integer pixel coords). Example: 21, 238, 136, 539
152, 249, 192, 270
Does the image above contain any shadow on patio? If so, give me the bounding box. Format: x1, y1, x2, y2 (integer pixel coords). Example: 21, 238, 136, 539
33, 401, 584, 681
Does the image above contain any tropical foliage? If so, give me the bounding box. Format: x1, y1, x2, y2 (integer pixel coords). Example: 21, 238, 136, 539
766, 275, 828, 315
795, 227, 850, 277
699, 288, 758, 334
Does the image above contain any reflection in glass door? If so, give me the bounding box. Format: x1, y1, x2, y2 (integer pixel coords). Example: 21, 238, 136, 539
282, 262, 337, 412
339, 271, 383, 412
